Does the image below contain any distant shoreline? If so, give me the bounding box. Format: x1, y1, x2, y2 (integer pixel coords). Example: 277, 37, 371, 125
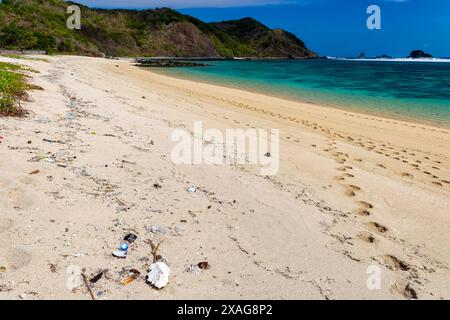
143, 59, 450, 129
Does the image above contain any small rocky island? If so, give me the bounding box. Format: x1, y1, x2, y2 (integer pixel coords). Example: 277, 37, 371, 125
408, 50, 433, 59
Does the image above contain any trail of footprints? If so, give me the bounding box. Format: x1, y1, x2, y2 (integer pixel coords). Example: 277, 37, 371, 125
178, 90, 450, 191
178, 90, 448, 298
325, 140, 448, 299
199, 96, 450, 299
208, 96, 450, 190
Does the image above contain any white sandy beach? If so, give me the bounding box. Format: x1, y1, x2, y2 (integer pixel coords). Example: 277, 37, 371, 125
0, 55, 449, 300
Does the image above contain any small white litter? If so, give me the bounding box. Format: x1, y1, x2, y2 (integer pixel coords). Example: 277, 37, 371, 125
112, 250, 127, 258
146, 225, 167, 235
187, 186, 197, 193
147, 262, 170, 289
185, 264, 201, 275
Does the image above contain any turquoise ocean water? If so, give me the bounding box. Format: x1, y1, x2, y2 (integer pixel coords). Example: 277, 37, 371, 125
153, 60, 450, 128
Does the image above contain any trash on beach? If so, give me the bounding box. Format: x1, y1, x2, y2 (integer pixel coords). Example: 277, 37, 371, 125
146, 225, 167, 235
116, 198, 131, 213
124, 233, 137, 243
45, 158, 56, 163
49, 264, 57, 273
185, 262, 210, 274
264, 152, 271, 157
81, 272, 96, 300
43, 138, 65, 144
112, 242, 129, 259
29, 170, 40, 175
147, 239, 164, 263
121, 269, 140, 286
89, 270, 107, 284
197, 261, 211, 270
112, 250, 127, 258
153, 183, 162, 189
187, 186, 198, 193
0, 266, 6, 273
173, 225, 186, 236
185, 264, 201, 275
29, 155, 47, 162
121, 159, 136, 165
116, 204, 127, 213
119, 242, 129, 251
147, 262, 170, 289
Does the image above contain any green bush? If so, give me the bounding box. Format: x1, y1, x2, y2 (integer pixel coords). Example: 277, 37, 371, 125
0, 63, 28, 116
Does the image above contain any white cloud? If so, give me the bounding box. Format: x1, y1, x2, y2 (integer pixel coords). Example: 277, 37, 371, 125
74, 0, 296, 9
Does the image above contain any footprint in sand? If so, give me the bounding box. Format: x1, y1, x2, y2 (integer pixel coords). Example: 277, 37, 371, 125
344, 185, 361, 197
344, 188, 356, 197
354, 208, 371, 216
383, 255, 410, 271
401, 172, 414, 179
347, 185, 361, 192
391, 280, 418, 300
0, 247, 32, 271
366, 221, 388, 234
357, 201, 373, 209
343, 173, 354, 178
0, 183, 34, 210
357, 232, 376, 243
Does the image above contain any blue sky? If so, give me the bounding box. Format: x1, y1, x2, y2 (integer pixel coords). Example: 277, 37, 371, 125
75, 0, 450, 57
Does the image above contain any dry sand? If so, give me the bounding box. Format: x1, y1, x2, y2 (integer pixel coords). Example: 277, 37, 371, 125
0, 55, 449, 300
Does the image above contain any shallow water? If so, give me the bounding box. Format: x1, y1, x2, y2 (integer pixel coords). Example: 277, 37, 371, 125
153, 60, 450, 127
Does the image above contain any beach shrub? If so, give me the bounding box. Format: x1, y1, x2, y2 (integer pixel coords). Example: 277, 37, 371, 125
0, 62, 28, 117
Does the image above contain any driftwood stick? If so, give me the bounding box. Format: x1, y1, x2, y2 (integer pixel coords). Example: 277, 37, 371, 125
81, 272, 95, 300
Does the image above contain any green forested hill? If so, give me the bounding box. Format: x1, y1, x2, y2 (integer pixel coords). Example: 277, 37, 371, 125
0, 0, 317, 58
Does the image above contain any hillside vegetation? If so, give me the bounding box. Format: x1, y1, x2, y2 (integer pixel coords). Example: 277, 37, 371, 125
0, 0, 317, 58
